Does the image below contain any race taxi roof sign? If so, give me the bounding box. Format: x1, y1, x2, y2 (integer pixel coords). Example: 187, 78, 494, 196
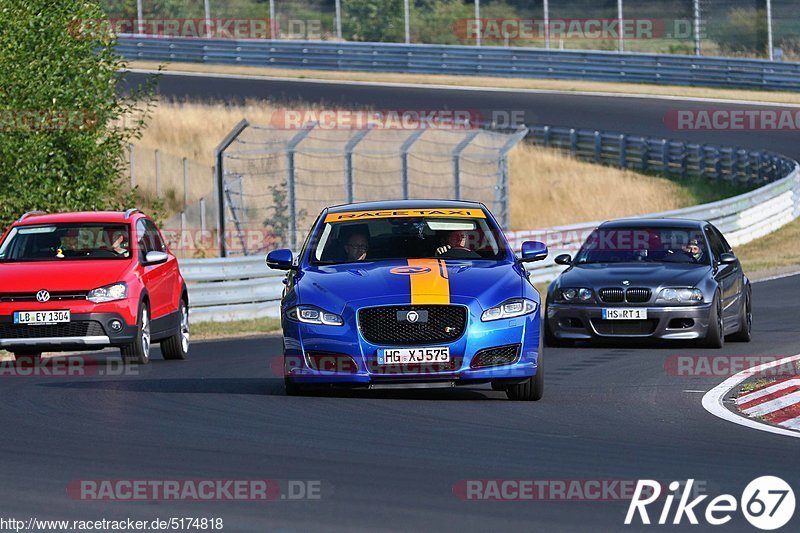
324, 208, 486, 223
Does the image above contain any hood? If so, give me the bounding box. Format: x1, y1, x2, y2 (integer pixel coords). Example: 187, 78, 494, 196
0, 260, 133, 292
296, 259, 523, 312
556, 262, 711, 289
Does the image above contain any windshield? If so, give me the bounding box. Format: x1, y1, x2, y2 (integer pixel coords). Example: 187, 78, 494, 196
0, 223, 131, 262
573, 226, 710, 265
310, 208, 510, 264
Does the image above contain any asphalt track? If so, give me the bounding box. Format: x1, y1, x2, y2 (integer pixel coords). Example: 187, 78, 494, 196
2, 73, 797, 531
1, 273, 798, 531
124, 70, 800, 160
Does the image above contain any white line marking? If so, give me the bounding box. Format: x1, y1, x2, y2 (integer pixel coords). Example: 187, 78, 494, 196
781, 416, 800, 430
737, 378, 800, 404
702, 353, 800, 439
124, 68, 800, 108
751, 270, 800, 284
683, 390, 707, 393
742, 390, 800, 416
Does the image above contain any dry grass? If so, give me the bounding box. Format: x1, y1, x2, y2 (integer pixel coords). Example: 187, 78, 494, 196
129, 60, 800, 106
133, 100, 713, 231
736, 217, 800, 273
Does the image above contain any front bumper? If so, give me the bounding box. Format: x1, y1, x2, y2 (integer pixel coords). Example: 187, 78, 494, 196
282, 303, 541, 387
0, 311, 138, 352
546, 302, 713, 341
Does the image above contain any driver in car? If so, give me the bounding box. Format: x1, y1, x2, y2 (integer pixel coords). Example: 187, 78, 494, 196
111, 234, 129, 257
683, 238, 706, 263
435, 230, 481, 259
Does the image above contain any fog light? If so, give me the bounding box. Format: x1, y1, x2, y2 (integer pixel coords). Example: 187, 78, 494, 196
109, 320, 123, 332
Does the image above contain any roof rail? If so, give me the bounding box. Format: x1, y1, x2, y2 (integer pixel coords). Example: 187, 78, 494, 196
124, 208, 143, 219
18, 211, 47, 222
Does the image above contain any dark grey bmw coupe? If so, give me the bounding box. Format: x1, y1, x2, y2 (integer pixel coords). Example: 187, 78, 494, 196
545, 218, 752, 348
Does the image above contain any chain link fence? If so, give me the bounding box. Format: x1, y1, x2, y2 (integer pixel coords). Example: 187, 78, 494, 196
215, 120, 527, 256
102, 1, 799, 60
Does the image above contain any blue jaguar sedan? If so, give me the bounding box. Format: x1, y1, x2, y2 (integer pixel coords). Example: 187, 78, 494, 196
266, 200, 548, 400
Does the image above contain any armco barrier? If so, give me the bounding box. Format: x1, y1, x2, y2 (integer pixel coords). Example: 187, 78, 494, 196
117, 36, 800, 92
183, 159, 800, 323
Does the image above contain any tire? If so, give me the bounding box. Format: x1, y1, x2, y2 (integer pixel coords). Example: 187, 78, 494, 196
728, 287, 752, 343
13, 351, 42, 362
161, 298, 189, 360
543, 312, 571, 347
506, 354, 544, 401
700, 293, 724, 349
284, 379, 307, 396
490, 381, 507, 391
121, 302, 151, 364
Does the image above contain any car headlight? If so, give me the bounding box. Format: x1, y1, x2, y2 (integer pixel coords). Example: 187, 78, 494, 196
481, 298, 538, 322
86, 282, 128, 303
656, 287, 704, 304
557, 287, 594, 303
286, 305, 344, 326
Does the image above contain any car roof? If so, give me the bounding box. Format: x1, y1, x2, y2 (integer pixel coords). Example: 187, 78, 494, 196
14, 211, 143, 226
598, 218, 707, 230
325, 199, 485, 214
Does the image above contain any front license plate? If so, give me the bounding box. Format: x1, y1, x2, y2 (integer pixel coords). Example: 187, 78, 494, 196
13, 310, 71, 325
602, 308, 647, 320
378, 347, 450, 365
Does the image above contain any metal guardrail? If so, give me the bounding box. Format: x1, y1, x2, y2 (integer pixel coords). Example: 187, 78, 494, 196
182, 124, 800, 323
117, 36, 800, 92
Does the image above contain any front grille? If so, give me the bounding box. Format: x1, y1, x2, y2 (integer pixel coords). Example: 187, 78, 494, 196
368, 358, 463, 375
0, 292, 87, 303
358, 305, 467, 345
0, 321, 104, 339
599, 288, 625, 303
591, 319, 658, 336
625, 288, 651, 303
471, 344, 521, 369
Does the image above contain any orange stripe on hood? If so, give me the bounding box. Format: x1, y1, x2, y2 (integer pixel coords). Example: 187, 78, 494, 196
407, 259, 450, 305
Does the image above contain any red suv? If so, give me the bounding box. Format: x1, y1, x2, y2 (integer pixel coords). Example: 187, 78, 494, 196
0, 209, 189, 364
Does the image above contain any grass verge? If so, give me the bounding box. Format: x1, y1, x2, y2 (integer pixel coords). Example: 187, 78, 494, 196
192, 317, 282, 340
129, 60, 800, 106
737, 217, 800, 275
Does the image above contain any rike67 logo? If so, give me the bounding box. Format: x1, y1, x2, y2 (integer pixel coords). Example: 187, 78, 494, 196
625, 477, 795, 530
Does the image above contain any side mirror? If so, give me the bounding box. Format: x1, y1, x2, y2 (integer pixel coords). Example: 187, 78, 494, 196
520, 241, 548, 262
266, 249, 295, 270
144, 251, 168, 265
555, 254, 572, 266
719, 252, 737, 265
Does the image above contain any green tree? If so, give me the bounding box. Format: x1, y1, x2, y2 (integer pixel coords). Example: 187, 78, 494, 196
710, 8, 769, 56
342, 0, 404, 42
0, 0, 154, 227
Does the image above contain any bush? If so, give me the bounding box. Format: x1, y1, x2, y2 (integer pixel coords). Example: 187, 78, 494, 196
0, 0, 154, 228
709, 8, 768, 56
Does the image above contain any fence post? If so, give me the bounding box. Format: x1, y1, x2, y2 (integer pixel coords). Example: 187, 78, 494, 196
680, 142, 688, 178
154, 149, 161, 196
661, 139, 669, 174
497, 127, 530, 231
730, 148, 739, 181
200, 197, 206, 235
640, 139, 648, 172
183, 157, 189, 210
569, 128, 577, 157
286, 122, 317, 251
618, 134, 627, 168
129, 144, 135, 188
594, 131, 602, 163
714, 147, 722, 178
452, 130, 481, 201
214, 119, 249, 257
344, 125, 374, 204
698, 144, 706, 178
400, 128, 426, 200
542, 125, 550, 147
